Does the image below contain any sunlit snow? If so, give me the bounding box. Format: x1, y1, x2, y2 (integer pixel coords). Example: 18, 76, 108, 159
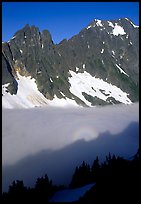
68, 70, 132, 106
2, 72, 49, 109
76, 67, 79, 72
86, 25, 91, 30
115, 64, 129, 77
125, 18, 139, 28
101, 48, 104, 53
111, 23, 126, 36
95, 19, 103, 27
11, 36, 16, 40
82, 64, 85, 69
2, 72, 80, 109
48, 95, 79, 107
108, 21, 114, 28
50, 78, 53, 82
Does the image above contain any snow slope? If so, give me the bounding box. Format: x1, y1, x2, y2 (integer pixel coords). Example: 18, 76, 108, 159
2, 72, 78, 108
68, 70, 132, 106
2, 70, 132, 109
49, 183, 95, 202
2, 72, 49, 108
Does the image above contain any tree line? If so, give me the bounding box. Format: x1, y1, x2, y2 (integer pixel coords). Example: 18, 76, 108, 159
2, 150, 140, 203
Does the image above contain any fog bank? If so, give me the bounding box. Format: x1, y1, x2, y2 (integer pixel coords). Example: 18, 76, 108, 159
2, 103, 139, 191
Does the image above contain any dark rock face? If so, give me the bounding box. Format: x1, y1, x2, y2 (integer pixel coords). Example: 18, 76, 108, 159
2, 18, 139, 106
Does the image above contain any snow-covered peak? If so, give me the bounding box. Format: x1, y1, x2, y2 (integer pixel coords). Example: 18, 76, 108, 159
86, 19, 127, 36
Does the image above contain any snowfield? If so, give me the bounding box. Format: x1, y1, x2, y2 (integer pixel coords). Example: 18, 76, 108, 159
2, 68, 132, 109
2, 72, 78, 108
2, 103, 139, 192
68, 70, 131, 106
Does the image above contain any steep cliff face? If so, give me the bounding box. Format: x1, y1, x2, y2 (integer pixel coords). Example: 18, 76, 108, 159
2, 18, 139, 108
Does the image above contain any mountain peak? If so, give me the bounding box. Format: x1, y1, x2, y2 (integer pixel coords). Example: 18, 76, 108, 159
2, 18, 139, 108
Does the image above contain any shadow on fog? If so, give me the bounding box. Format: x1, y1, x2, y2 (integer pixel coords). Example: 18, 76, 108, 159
2, 121, 139, 192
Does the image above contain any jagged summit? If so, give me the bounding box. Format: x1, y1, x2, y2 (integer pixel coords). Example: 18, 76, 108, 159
2, 18, 139, 108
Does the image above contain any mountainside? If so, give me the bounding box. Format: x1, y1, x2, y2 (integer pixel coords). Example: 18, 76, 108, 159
2, 18, 139, 108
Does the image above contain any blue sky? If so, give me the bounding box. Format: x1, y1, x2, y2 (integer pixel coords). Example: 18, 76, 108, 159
2, 2, 139, 44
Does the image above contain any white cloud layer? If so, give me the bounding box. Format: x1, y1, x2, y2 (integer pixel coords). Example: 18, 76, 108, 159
2, 103, 139, 192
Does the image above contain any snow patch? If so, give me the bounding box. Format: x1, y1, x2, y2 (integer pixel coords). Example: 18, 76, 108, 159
2, 83, 10, 95
76, 67, 79, 72
60, 91, 65, 97
82, 64, 85, 69
49, 183, 95, 202
125, 18, 139, 28
48, 95, 79, 107
101, 49, 104, 54
50, 78, 53, 82
108, 21, 114, 28
115, 64, 129, 77
112, 50, 115, 55
2, 72, 49, 109
87, 25, 91, 30
111, 23, 126, 36
11, 36, 16, 40
68, 70, 132, 106
95, 19, 103, 27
